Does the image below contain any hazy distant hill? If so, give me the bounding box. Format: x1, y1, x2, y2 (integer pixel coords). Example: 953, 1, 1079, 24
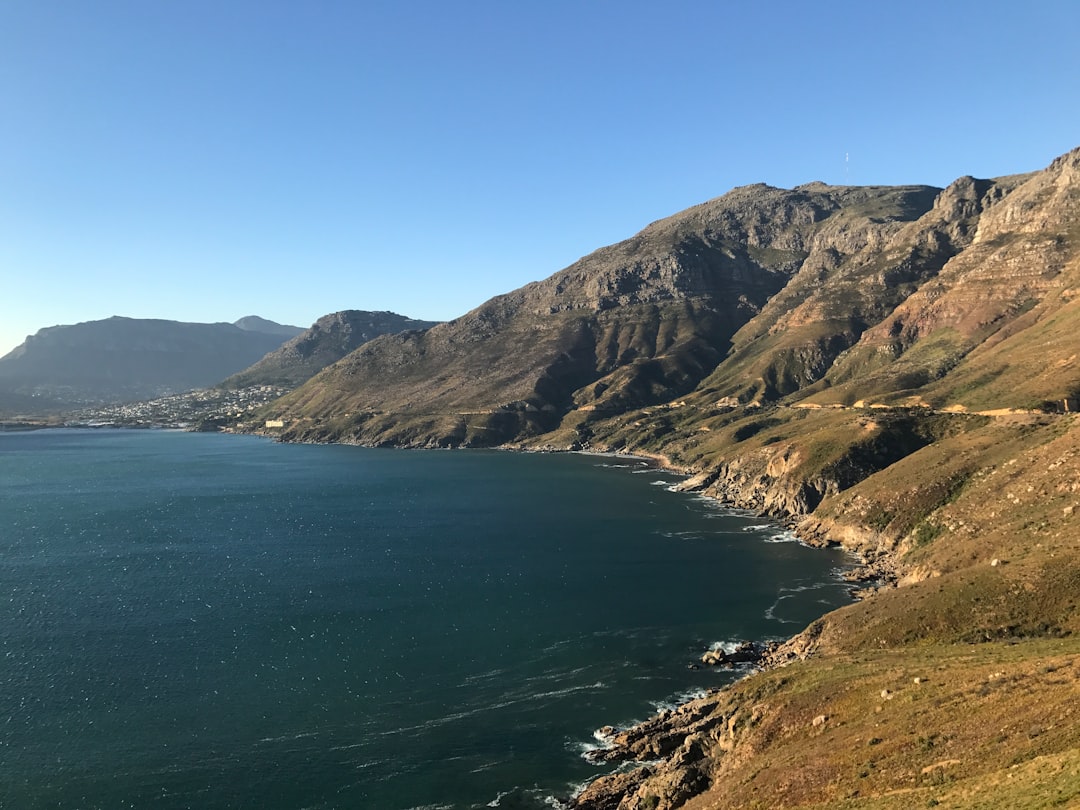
221, 310, 439, 389
0, 316, 302, 409
232, 315, 306, 338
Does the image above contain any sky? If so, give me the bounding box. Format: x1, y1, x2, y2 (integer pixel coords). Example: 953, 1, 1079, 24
2, 0, 1079, 356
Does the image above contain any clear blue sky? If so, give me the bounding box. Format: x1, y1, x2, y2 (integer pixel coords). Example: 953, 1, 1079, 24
2, 0, 1078, 356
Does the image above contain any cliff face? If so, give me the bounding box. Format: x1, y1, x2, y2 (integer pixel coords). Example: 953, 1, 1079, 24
246, 148, 1080, 809
261, 148, 1080, 447
260, 182, 951, 445
816, 155, 1080, 409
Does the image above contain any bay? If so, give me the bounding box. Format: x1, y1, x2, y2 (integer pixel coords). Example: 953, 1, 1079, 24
0, 429, 851, 809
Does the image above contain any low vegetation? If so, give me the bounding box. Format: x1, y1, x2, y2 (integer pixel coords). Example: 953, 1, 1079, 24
238, 148, 1080, 808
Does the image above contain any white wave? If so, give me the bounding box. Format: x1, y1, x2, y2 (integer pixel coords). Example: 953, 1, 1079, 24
741, 523, 775, 532
656, 530, 705, 540
257, 731, 318, 744
524, 665, 591, 683
486, 790, 510, 806
650, 686, 708, 714
379, 682, 607, 738
463, 667, 507, 684
593, 726, 617, 745
530, 682, 606, 701
572, 736, 611, 758
764, 595, 799, 624
779, 580, 841, 595
763, 530, 797, 543
707, 640, 743, 654
572, 722, 622, 760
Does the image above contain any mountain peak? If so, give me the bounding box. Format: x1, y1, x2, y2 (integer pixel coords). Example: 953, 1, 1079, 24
254, 146, 1080, 448
231, 316, 303, 337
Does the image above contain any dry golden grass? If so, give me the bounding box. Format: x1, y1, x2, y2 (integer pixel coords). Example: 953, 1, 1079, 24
682, 640, 1080, 810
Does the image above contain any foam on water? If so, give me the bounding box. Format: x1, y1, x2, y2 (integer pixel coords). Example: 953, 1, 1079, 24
741, 523, 775, 532
650, 686, 709, 714
707, 639, 743, 654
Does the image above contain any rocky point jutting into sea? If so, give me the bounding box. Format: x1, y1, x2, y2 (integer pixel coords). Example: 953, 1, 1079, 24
232, 148, 1080, 809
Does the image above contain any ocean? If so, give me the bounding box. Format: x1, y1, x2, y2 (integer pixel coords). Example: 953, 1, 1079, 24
0, 429, 851, 809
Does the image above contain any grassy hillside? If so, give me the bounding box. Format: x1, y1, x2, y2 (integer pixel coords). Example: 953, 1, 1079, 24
238, 148, 1080, 809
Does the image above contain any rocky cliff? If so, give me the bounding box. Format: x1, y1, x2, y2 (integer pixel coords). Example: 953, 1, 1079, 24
257, 148, 1080, 448
258, 182, 951, 445
244, 147, 1080, 809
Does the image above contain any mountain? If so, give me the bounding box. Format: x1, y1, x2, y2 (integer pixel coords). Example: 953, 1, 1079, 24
0, 316, 302, 409
262, 182, 945, 445
232, 315, 305, 338
220, 310, 439, 389
250, 147, 1080, 809
261, 150, 1079, 448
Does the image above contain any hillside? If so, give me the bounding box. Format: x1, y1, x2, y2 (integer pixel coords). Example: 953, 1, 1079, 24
220, 310, 439, 389
261, 182, 949, 446
0, 316, 302, 409
245, 147, 1080, 809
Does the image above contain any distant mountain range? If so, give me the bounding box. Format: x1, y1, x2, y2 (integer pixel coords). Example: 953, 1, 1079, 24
0, 316, 302, 409
0, 311, 441, 415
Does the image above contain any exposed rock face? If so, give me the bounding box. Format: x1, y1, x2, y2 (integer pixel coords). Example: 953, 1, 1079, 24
0, 316, 302, 407
260, 182, 955, 445
241, 149, 1080, 809
819, 154, 1080, 409
573, 694, 730, 810
221, 310, 439, 389
259, 147, 1080, 447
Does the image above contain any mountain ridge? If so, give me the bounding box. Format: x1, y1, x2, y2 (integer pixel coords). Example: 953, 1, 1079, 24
220, 310, 440, 390
0, 315, 303, 408
257, 150, 1080, 447
243, 147, 1080, 809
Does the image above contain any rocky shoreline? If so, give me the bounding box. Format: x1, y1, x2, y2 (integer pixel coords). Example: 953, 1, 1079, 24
250, 437, 897, 809
564, 627, 833, 810
559, 449, 894, 810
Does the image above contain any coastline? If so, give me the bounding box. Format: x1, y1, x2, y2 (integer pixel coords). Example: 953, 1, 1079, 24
247, 430, 870, 808
553, 446, 882, 810
245, 429, 907, 809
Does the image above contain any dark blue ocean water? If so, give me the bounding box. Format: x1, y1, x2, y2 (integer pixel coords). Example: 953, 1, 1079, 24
0, 429, 851, 809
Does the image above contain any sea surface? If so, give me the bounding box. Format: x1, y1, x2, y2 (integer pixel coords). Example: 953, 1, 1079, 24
0, 429, 852, 809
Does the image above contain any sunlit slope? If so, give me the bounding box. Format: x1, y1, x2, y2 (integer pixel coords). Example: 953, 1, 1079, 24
257, 182, 943, 445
